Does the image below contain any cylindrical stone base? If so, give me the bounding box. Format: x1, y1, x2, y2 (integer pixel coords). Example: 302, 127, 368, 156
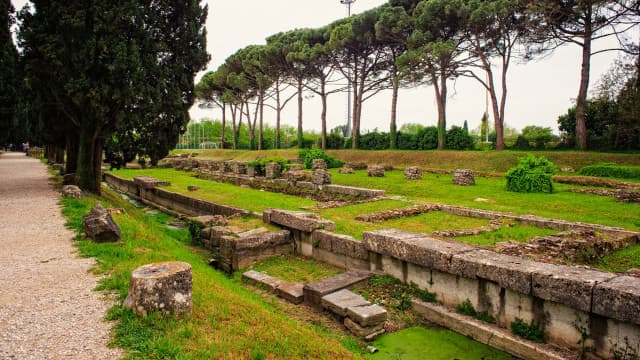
124, 261, 192, 318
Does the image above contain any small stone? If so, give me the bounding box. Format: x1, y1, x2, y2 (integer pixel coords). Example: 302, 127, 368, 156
61, 185, 82, 198
367, 165, 385, 177
404, 166, 422, 180
474, 197, 495, 203
560, 167, 575, 173
187, 185, 200, 192
339, 167, 354, 174
82, 204, 121, 242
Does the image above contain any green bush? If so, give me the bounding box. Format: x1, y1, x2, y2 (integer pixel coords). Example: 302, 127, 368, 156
511, 318, 546, 343
505, 155, 556, 193
298, 149, 344, 169
578, 163, 640, 180
417, 126, 439, 150
248, 157, 289, 174
455, 299, 477, 317
513, 135, 531, 150
359, 131, 390, 150
445, 126, 474, 150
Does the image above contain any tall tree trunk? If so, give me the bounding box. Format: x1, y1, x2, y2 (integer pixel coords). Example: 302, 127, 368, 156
258, 91, 264, 150
351, 62, 360, 149
65, 134, 78, 174
389, 76, 399, 149
432, 69, 447, 150
221, 103, 226, 149
352, 64, 366, 149
77, 128, 103, 194
275, 80, 282, 149
575, 30, 592, 150
297, 78, 303, 148
55, 146, 65, 164
321, 81, 328, 150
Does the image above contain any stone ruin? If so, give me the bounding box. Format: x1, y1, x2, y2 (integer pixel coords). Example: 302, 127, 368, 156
367, 165, 385, 177
404, 166, 422, 180
124, 261, 192, 318
453, 169, 475, 186
82, 204, 121, 242
61, 185, 82, 198
265, 162, 282, 179
339, 166, 354, 174
311, 159, 331, 185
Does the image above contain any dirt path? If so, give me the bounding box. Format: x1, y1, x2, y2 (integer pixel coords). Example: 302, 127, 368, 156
0, 152, 122, 359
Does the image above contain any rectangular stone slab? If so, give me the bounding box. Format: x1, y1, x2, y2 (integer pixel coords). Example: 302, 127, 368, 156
242, 270, 284, 292
363, 229, 474, 272
450, 249, 540, 295
344, 317, 385, 339
593, 275, 640, 325
321, 289, 370, 317
346, 304, 387, 327
263, 209, 335, 233
532, 263, 615, 313
304, 269, 372, 306
276, 282, 304, 304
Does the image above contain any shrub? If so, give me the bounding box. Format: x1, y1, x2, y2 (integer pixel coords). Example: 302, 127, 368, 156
578, 163, 640, 180
325, 132, 345, 149
248, 157, 288, 174
445, 126, 474, 150
511, 318, 546, 343
417, 126, 439, 150
505, 155, 556, 193
358, 131, 390, 150
397, 131, 419, 150
410, 283, 437, 303
513, 135, 531, 150
455, 299, 476, 317
298, 149, 344, 169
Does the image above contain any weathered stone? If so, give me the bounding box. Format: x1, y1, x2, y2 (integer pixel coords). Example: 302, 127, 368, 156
312, 159, 327, 170
218, 230, 292, 271
356, 204, 439, 223
339, 167, 354, 174
124, 261, 192, 318
287, 170, 308, 184
312, 169, 332, 185
242, 270, 285, 292
560, 167, 575, 173
450, 249, 542, 295
367, 165, 385, 177
187, 185, 200, 192
246, 165, 257, 177
52, 163, 65, 174
312, 230, 369, 260
615, 189, 640, 203
404, 166, 423, 180
593, 275, 640, 325
346, 304, 387, 327
296, 181, 316, 190
263, 209, 335, 233
344, 317, 385, 339
232, 161, 248, 175
321, 289, 370, 317
304, 269, 372, 306
323, 185, 385, 198
276, 282, 304, 304
265, 162, 282, 179
83, 204, 121, 242
453, 169, 475, 186
348, 162, 368, 170
61, 185, 82, 198
133, 176, 171, 189
363, 229, 473, 273
531, 263, 615, 312
189, 215, 227, 229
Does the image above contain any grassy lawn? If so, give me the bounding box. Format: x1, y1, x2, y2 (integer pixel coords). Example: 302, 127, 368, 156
62, 188, 359, 359
454, 224, 558, 246
592, 245, 640, 273
244, 254, 342, 283
330, 170, 640, 231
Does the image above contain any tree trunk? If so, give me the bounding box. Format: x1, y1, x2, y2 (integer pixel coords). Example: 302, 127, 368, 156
65, 134, 78, 174
297, 78, 303, 148
55, 146, 65, 164
276, 81, 281, 149
258, 91, 264, 150
221, 103, 226, 149
575, 30, 592, 150
321, 82, 328, 150
352, 64, 366, 149
77, 128, 103, 194
432, 69, 447, 150
351, 62, 360, 149
389, 76, 399, 149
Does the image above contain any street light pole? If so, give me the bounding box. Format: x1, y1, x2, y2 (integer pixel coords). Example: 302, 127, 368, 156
340, 0, 355, 138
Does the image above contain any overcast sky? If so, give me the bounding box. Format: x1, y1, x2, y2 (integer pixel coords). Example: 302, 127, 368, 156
12, 0, 627, 134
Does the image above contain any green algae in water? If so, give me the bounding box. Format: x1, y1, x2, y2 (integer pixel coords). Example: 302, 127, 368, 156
367, 327, 517, 360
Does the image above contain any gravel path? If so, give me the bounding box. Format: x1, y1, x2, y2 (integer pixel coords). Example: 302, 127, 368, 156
0, 153, 122, 359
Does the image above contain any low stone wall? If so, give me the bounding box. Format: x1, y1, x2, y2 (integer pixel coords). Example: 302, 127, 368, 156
104, 173, 248, 218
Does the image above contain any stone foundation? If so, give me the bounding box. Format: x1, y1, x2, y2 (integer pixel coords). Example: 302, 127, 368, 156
453, 169, 475, 186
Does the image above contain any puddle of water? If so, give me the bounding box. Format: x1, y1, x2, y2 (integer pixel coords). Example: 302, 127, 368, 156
366, 326, 516, 360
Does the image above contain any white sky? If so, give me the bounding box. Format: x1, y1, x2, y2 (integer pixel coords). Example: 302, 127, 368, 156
12, 0, 627, 134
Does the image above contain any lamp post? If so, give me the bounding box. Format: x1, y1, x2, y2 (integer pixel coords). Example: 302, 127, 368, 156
340, 0, 355, 138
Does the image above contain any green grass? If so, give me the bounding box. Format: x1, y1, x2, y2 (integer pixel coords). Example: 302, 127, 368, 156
111, 168, 316, 212
366, 326, 517, 360
330, 170, 640, 231
244, 254, 342, 283
592, 245, 640, 273
454, 224, 558, 246
61, 188, 359, 359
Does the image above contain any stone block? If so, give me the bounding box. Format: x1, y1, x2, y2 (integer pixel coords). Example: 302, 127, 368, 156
339, 167, 354, 174
321, 289, 370, 317
242, 270, 285, 292
61, 185, 82, 198
593, 276, 640, 325
312, 159, 327, 170
323, 184, 385, 198
346, 304, 387, 327
276, 282, 304, 304
304, 269, 372, 306
404, 166, 423, 180
363, 229, 473, 273
265, 162, 282, 179
83, 204, 121, 242
532, 263, 615, 313
344, 317, 385, 340
453, 169, 475, 186
367, 165, 385, 177
296, 181, 316, 190
312, 169, 332, 185
265, 209, 335, 233
450, 249, 541, 295
134, 176, 171, 189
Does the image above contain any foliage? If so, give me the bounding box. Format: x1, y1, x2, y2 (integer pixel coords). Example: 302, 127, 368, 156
510, 318, 545, 343
521, 126, 556, 149
505, 155, 556, 193
513, 135, 531, 150
445, 126, 474, 150
299, 149, 344, 169
455, 299, 496, 324
247, 157, 289, 174
578, 163, 640, 180
410, 283, 437, 303
358, 131, 390, 150
0, 0, 19, 145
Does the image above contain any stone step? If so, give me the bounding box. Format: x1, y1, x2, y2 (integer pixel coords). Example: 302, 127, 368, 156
344, 317, 385, 341
321, 289, 370, 317
303, 269, 372, 306
242, 270, 285, 292
346, 304, 387, 327
276, 282, 304, 304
